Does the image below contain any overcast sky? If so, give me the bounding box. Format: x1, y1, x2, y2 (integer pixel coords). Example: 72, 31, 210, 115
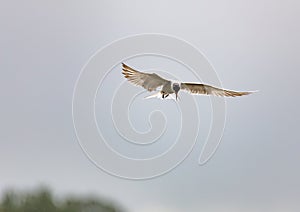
1, 1, 300, 211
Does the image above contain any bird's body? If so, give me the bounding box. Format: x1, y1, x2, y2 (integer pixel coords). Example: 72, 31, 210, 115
122, 63, 254, 100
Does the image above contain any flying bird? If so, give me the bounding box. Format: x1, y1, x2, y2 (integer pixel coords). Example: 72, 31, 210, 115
122, 63, 254, 100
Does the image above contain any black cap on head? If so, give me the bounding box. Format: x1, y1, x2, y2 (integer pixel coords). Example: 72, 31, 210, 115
173, 83, 180, 92
173, 83, 180, 100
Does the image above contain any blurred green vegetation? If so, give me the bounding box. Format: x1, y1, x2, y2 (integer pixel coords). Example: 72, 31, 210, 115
0, 187, 123, 212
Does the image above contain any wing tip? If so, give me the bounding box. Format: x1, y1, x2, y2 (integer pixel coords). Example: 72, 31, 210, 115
122, 62, 133, 70
241, 90, 259, 95
228, 90, 258, 97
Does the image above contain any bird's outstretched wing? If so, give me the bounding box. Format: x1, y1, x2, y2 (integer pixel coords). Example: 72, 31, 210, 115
181, 83, 252, 97
122, 63, 170, 91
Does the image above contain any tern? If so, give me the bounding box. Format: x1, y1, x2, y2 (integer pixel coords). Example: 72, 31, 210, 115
122, 63, 254, 100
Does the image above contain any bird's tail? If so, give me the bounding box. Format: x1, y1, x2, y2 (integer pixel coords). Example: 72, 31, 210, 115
144, 92, 179, 100
144, 92, 162, 99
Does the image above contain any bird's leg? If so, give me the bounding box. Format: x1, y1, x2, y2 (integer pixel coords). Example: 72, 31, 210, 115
161, 91, 169, 99
161, 91, 165, 99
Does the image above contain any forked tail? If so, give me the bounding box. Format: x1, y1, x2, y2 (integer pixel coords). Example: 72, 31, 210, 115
144, 92, 178, 100
144, 92, 162, 99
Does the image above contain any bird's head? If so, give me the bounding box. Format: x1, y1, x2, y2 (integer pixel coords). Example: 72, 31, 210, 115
172, 83, 180, 100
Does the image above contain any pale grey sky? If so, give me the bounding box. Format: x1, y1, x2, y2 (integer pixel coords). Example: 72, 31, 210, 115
1, 1, 300, 211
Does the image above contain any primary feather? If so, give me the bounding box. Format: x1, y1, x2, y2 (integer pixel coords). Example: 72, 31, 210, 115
122, 63, 169, 91
181, 83, 252, 97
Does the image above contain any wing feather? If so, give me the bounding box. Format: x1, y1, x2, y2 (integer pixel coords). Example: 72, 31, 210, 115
181, 83, 252, 97
122, 63, 169, 91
